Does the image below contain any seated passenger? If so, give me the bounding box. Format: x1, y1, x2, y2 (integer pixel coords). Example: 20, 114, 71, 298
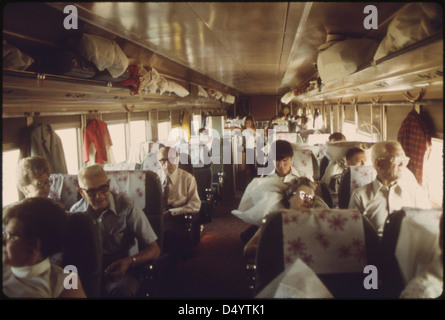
158, 146, 201, 260
240, 139, 312, 244
70, 164, 160, 297
321, 147, 366, 190
158, 146, 201, 215
348, 141, 431, 237
268, 139, 313, 182
3, 197, 86, 298
16, 156, 52, 199
243, 177, 329, 257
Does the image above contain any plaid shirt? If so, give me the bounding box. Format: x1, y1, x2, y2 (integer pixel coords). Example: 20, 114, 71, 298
397, 110, 431, 185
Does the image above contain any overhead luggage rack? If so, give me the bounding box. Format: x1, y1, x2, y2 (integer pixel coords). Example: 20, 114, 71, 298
291, 34, 443, 103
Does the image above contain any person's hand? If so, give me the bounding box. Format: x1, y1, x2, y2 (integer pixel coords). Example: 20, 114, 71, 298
104, 257, 132, 280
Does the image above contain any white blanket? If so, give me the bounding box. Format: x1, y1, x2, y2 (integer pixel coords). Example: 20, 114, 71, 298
232, 177, 287, 226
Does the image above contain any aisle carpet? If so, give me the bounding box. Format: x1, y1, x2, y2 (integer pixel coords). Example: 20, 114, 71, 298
166, 196, 254, 299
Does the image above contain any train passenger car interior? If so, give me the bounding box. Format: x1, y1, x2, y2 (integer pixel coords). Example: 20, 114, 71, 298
2, 2, 443, 301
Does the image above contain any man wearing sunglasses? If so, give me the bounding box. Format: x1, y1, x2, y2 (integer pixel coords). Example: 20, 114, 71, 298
70, 164, 160, 297
349, 141, 431, 237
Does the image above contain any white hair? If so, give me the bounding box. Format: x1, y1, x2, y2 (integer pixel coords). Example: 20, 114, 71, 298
77, 164, 108, 188
371, 141, 405, 165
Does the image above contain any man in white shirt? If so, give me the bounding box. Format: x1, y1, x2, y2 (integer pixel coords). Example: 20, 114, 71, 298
158, 146, 201, 215
240, 140, 312, 244
268, 140, 313, 182
158, 146, 201, 259
349, 141, 431, 237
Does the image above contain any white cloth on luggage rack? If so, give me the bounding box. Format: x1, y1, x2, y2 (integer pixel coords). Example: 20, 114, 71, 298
79, 33, 129, 78
374, 3, 443, 61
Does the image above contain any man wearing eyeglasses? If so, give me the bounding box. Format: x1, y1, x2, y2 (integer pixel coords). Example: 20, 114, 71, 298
157, 146, 201, 260
348, 141, 431, 237
69, 164, 160, 297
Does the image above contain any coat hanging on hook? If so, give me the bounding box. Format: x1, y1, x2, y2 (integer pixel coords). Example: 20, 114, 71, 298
397, 107, 431, 185
19, 122, 68, 174
83, 118, 114, 165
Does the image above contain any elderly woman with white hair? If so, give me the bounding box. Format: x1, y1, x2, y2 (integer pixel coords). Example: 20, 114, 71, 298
348, 141, 431, 236
16, 156, 52, 199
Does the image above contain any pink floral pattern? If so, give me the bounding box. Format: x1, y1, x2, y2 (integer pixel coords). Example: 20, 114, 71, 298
282, 208, 367, 274
48, 174, 79, 209
291, 149, 314, 178
107, 171, 146, 209
142, 152, 161, 172
350, 165, 376, 195
103, 163, 139, 170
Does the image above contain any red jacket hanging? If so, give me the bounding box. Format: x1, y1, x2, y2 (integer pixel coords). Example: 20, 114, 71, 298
83, 119, 113, 164
397, 110, 431, 185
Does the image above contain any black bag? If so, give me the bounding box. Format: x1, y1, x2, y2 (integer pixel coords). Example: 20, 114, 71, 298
37, 51, 97, 78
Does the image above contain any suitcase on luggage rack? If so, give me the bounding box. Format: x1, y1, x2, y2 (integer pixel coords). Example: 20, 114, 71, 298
36, 51, 97, 79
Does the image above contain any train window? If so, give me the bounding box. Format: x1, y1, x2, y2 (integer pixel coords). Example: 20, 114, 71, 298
2, 149, 20, 206
191, 114, 201, 136
371, 105, 382, 142
129, 120, 147, 148
357, 105, 380, 142
128, 120, 147, 162
205, 116, 213, 131
341, 121, 358, 141
108, 123, 127, 163
344, 105, 355, 122
55, 128, 79, 174
423, 138, 443, 208
158, 121, 171, 145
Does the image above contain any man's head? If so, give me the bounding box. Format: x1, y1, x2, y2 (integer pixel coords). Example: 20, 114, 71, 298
328, 132, 346, 143
372, 141, 409, 184
158, 146, 179, 176
272, 140, 294, 177
77, 165, 111, 212
346, 147, 366, 166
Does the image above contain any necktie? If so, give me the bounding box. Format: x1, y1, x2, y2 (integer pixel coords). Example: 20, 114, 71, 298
163, 176, 170, 207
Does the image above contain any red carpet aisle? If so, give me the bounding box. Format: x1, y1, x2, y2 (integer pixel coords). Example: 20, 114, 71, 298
166, 195, 253, 299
